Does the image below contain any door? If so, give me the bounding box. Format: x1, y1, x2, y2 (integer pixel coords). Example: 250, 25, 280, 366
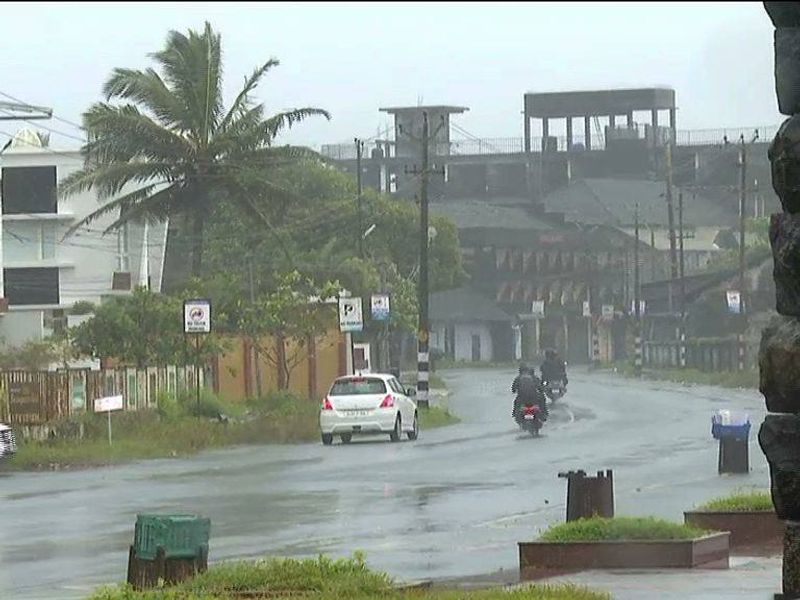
471, 334, 481, 362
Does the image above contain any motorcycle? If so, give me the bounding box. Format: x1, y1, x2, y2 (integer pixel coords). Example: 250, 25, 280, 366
516, 403, 544, 437
544, 380, 566, 402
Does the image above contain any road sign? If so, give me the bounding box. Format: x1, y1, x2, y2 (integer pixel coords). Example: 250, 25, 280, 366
726, 290, 742, 314
338, 297, 363, 332
94, 395, 123, 413
582, 301, 591, 318
184, 299, 212, 333
601, 304, 615, 321
371, 294, 390, 321
531, 300, 545, 318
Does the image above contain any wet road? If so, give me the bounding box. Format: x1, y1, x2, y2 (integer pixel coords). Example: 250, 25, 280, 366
0, 368, 769, 599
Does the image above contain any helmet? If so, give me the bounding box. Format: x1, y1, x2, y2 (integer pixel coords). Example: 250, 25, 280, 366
545, 348, 557, 360
519, 362, 529, 374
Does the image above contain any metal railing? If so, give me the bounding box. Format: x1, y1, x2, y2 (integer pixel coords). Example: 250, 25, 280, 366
319, 124, 780, 160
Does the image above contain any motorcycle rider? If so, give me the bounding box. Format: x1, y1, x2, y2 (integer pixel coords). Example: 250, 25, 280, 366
511, 364, 547, 421
540, 348, 568, 388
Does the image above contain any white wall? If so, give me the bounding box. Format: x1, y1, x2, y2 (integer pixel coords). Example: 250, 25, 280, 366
1, 311, 44, 346
454, 323, 493, 362
0, 133, 168, 346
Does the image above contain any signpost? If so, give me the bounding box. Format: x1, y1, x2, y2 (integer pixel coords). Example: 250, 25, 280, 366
338, 297, 364, 332
601, 304, 615, 321
183, 299, 212, 411
94, 394, 123, 446
370, 294, 390, 321
726, 290, 742, 315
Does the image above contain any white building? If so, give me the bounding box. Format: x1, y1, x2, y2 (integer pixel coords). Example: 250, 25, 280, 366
0, 128, 168, 346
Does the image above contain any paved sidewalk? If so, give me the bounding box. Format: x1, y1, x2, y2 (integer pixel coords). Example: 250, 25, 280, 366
530, 554, 782, 599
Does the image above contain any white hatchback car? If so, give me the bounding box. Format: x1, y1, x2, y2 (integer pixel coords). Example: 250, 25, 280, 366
319, 373, 419, 445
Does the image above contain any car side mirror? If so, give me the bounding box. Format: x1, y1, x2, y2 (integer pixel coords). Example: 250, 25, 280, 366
406, 387, 417, 397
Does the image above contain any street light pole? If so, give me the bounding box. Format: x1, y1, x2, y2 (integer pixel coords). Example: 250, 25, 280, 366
634, 202, 642, 377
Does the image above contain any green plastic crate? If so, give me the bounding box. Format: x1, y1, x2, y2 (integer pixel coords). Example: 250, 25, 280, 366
133, 514, 211, 560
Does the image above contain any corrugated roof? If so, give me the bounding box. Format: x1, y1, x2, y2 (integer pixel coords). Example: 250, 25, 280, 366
544, 178, 738, 228
430, 287, 512, 323
431, 199, 555, 231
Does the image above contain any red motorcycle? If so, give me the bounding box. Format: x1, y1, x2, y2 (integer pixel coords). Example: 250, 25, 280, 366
517, 403, 544, 436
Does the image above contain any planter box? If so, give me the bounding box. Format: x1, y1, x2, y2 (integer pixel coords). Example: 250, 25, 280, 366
518, 532, 729, 578
685, 510, 784, 550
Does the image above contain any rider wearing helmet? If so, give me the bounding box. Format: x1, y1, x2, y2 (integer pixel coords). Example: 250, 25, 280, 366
511, 363, 547, 420
540, 348, 568, 387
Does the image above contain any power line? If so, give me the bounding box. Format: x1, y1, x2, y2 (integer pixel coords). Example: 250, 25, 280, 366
0, 90, 84, 131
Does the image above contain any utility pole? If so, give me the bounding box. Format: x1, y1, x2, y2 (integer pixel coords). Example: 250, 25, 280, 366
405, 112, 445, 409
634, 203, 642, 377
248, 258, 263, 398
665, 142, 679, 283
738, 135, 747, 371
355, 138, 365, 259
678, 191, 687, 369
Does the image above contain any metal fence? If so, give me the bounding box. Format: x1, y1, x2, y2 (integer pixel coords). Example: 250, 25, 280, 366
320, 124, 780, 160
0, 365, 202, 428
643, 338, 753, 372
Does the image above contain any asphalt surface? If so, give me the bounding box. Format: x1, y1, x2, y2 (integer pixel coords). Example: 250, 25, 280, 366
0, 367, 774, 599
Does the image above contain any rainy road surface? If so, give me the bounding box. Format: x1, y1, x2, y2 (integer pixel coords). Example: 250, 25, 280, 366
0, 367, 770, 599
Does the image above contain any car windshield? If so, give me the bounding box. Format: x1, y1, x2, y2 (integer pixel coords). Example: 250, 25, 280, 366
329, 378, 387, 396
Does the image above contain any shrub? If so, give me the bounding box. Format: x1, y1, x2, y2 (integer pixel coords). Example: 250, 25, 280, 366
539, 516, 708, 542
700, 489, 773, 512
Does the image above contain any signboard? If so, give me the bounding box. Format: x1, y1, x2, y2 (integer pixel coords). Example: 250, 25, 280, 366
184, 299, 212, 333
531, 300, 545, 318
71, 375, 86, 411
370, 294, 390, 321
601, 304, 615, 321
726, 290, 742, 314
338, 297, 364, 332
94, 395, 124, 413
8, 382, 41, 425
582, 301, 591, 318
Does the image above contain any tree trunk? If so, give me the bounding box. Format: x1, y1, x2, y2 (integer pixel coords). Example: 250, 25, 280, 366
191, 214, 204, 277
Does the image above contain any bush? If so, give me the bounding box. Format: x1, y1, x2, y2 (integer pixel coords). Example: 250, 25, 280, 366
539, 516, 708, 542
86, 554, 610, 600
700, 489, 774, 512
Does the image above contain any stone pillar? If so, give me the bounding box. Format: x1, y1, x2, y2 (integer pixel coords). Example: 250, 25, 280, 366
542, 118, 549, 152
761, 5, 800, 596
584, 115, 591, 150
566, 117, 573, 152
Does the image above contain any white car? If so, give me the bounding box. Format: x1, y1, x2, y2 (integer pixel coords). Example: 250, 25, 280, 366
0, 423, 16, 458
319, 373, 419, 445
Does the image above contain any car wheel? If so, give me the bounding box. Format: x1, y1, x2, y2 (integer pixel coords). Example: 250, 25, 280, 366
340, 433, 352, 444
389, 415, 402, 442
407, 412, 419, 440
321, 433, 333, 446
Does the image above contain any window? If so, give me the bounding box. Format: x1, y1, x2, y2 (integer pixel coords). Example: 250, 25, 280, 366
4, 267, 59, 305
4, 222, 59, 262
329, 377, 387, 396
1, 166, 57, 214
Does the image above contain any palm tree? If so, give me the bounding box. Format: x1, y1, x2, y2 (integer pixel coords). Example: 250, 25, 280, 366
61, 22, 329, 276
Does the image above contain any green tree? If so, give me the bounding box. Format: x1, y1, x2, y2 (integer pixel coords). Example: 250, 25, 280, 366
238, 271, 341, 390
61, 22, 329, 276
70, 287, 220, 367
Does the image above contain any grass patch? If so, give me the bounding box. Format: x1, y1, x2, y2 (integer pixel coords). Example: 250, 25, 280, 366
3, 390, 321, 471
4, 389, 461, 471
539, 516, 709, 542
419, 405, 460, 428
86, 554, 609, 600
699, 489, 774, 512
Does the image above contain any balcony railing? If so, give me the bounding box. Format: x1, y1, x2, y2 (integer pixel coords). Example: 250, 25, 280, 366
319, 124, 779, 160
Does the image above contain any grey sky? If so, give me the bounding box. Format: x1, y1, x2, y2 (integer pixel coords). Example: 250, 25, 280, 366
1, 2, 780, 149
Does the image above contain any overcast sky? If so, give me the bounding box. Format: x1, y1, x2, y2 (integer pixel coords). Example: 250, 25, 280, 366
0, 2, 780, 150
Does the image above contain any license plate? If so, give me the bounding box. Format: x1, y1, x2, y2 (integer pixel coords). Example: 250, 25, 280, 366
345, 410, 370, 417
524, 414, 535, 420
